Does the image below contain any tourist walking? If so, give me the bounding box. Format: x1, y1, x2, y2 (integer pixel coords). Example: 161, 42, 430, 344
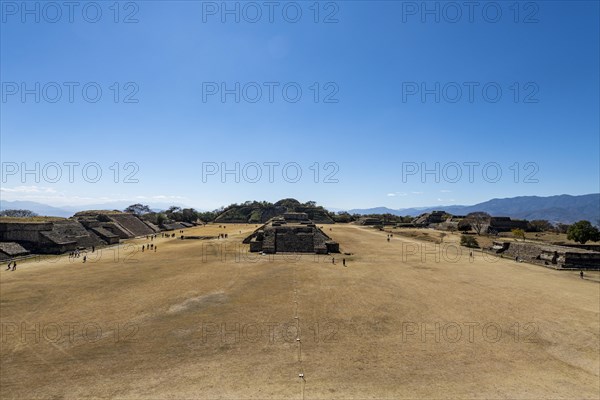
12, 262, 17, 271
580, 271, 584, 279
6, 262, 12, 271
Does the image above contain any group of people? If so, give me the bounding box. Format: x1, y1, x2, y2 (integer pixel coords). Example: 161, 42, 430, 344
159, 233, 176, 238
69, 249, 83, 258
5, 261, 17, 271
142, 244, 157, 252
69, 249, 88, 263
386, 233, 393, 242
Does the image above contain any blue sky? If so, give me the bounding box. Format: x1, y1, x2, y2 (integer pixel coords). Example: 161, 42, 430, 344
1, 0, 599, 211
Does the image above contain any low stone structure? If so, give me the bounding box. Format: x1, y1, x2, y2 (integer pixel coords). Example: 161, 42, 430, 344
244, 214, 339, 254
355, 217, 383, 226
0, 211, 156, 255
487, 241, 600, 269
75, 211, 155, 238
0, 242, 30, 260
162, 222, 188, 231
413, 211, 447, 226
486, 217, 529, 234
0, 219, 104, 254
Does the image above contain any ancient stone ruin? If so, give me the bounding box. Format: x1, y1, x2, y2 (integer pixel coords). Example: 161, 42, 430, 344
488, 241, 600, 269
355, 217, 383, 226
0, 211, 159, 255
0, 242, 30, 260
75, 210, 158, 239
243, 212, 339, 254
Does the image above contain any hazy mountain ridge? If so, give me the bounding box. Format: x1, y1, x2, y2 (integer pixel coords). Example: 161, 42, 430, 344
347, 194, 600, 225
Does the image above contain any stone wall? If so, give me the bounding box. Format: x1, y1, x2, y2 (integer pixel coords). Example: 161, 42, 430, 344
487, 241, 600, 269
91, 227, 120, 244
276, 229, 314, 253
0, 222, 53, 242
561, 244, 600, 252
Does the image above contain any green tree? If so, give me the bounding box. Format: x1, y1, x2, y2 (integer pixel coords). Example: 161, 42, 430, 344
332, 212, 354, 223
512, 228, 526, 241
181, 208, 199, 223
457, 220, 471, 232
567, 220, 600, 244
165, 206, 183, 221
274, 198, 301, 210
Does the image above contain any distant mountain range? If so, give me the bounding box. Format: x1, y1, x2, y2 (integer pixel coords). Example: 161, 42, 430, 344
2, 194, 599, 225
0, 200, 187, 218
347, 194, 600, 225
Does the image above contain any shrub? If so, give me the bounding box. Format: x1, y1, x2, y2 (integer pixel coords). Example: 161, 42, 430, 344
460, 235, 479, 248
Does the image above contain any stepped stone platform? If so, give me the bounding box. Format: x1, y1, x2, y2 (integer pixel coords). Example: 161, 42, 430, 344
143, 221, 161, 233
162, 222, 188, 231
90, 227, 120, 244
109, 213, 155, 236
244, 213, 339, 254
487, 241, 600, 269
0, 219, 104, 254
75, 211, 155, 238
0, 211, 160, 257
0, 242, 30, 260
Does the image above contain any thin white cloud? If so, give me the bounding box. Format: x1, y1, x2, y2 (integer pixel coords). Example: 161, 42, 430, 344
1, 187, 188, 207
387, 192, 407, 197
0, 185, 58, 194
440, 189, 452, 193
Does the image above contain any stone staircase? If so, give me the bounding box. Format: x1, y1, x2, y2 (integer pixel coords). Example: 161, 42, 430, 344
110, 213, 155, 237
276, 229, 314, 253
263, 230, 276, 253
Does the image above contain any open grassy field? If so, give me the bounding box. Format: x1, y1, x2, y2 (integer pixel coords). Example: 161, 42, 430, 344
1, 224, 598, 399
